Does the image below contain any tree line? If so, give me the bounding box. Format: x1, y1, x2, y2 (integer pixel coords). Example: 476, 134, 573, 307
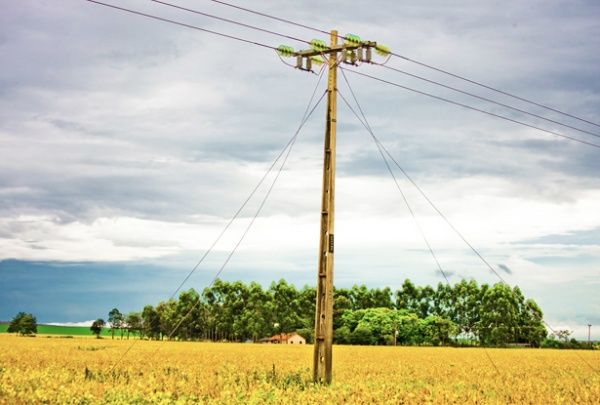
97, 278, 548, 347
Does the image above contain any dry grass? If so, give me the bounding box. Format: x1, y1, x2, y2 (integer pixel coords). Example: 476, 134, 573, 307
0, 334, 598, 404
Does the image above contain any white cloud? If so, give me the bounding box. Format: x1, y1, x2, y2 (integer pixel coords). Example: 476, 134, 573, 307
46, 320, 95, 327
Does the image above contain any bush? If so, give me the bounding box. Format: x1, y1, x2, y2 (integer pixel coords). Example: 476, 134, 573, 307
351, 324, 375, 345
7, 312, 37, 336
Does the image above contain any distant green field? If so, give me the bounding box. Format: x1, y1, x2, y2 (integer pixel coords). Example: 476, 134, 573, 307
0, 324, 119, 337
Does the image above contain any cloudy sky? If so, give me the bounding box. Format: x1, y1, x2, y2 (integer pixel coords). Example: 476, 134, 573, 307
1, 0, 598, 338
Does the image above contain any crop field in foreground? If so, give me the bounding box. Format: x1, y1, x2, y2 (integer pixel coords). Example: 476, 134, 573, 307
0, 335, 598, 404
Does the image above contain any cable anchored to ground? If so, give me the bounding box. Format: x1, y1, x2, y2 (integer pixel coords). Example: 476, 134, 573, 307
338, 73, 503, 375
339, 72, 599, 375
337, 71, 450, 285
155, 88, 326, 354
338, 74, 508, 284
107, 72, 327, 373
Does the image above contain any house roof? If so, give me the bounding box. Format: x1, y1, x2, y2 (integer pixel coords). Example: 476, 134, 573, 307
267, 332, 305, 341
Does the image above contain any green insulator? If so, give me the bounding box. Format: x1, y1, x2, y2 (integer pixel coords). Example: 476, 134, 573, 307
375, 44, 390, 56
310, 39, 328, 51
344, 33, 361, 45
310, 56, 324, 66
277, 45, 295, 57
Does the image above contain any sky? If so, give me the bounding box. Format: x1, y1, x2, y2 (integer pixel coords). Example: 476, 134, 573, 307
1, 0, 599, 339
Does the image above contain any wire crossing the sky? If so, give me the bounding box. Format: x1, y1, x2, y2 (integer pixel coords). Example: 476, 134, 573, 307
108, 73, 327, 372
154, 88, 326, 354
205, 0, 332, 37
150, 0, 311, 45
337, 77, 509, 284
340, 94, 450, 286
87, 0, 599, 145
86, 0, 276, 50
339, 76, 599, 375
337, 71, 450, 285
87, 0, 599, 375
388, 51, 600, 129
203, 0, 599, 129
342, 68, 600, 150
373, 63, 600, 140
165, 66, 326, 304
338, 74, 503, 375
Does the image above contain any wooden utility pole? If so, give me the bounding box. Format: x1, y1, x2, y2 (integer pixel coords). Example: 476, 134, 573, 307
313, 30, 339, 385
279, 30, 387, 385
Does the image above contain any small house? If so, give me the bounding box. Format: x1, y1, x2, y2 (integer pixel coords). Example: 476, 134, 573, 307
260, 332, 306, 344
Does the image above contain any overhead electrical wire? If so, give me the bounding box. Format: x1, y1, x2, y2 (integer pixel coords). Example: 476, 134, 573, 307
86, 0, 277, 50
337, 76, 509, 284
388, 51, 600, 129
90, 0, 598, 136
338, 75, 501, 375
337, 72, 450, 285
373, 63, 600, 140
89, 0, 598, 374
342, 68, 600, 150
165, 66, 326, 304
340, 75, 598, 375
154, 88, 327, 355
204, 0, 600, 129
205, 0, 331, 37
108, 66, 327, 372
150, 0, 311, 45
129, 0, 600, 146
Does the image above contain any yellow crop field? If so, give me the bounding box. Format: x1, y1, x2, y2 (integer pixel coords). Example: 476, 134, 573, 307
0, 335, 598, 404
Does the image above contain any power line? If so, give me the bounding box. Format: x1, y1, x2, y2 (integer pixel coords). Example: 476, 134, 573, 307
165, 66, 326, 303
155, 88, 327, 353
342, 95, 450, 286
86, 0, 277, 51
204, 0, 599, 129
337, 74, 450, 284
205, 0, 331, 37
389, 52, 600, 129
88, 0, 597, 374
337, 82, 508, 283
91, 0, 599, 140
340, 77, 599, 375
108, 77, 327, 372
374, 63, 600, 140
342, 68, 600, 150
150, 0, 311, 45
338, 75, 503, 375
